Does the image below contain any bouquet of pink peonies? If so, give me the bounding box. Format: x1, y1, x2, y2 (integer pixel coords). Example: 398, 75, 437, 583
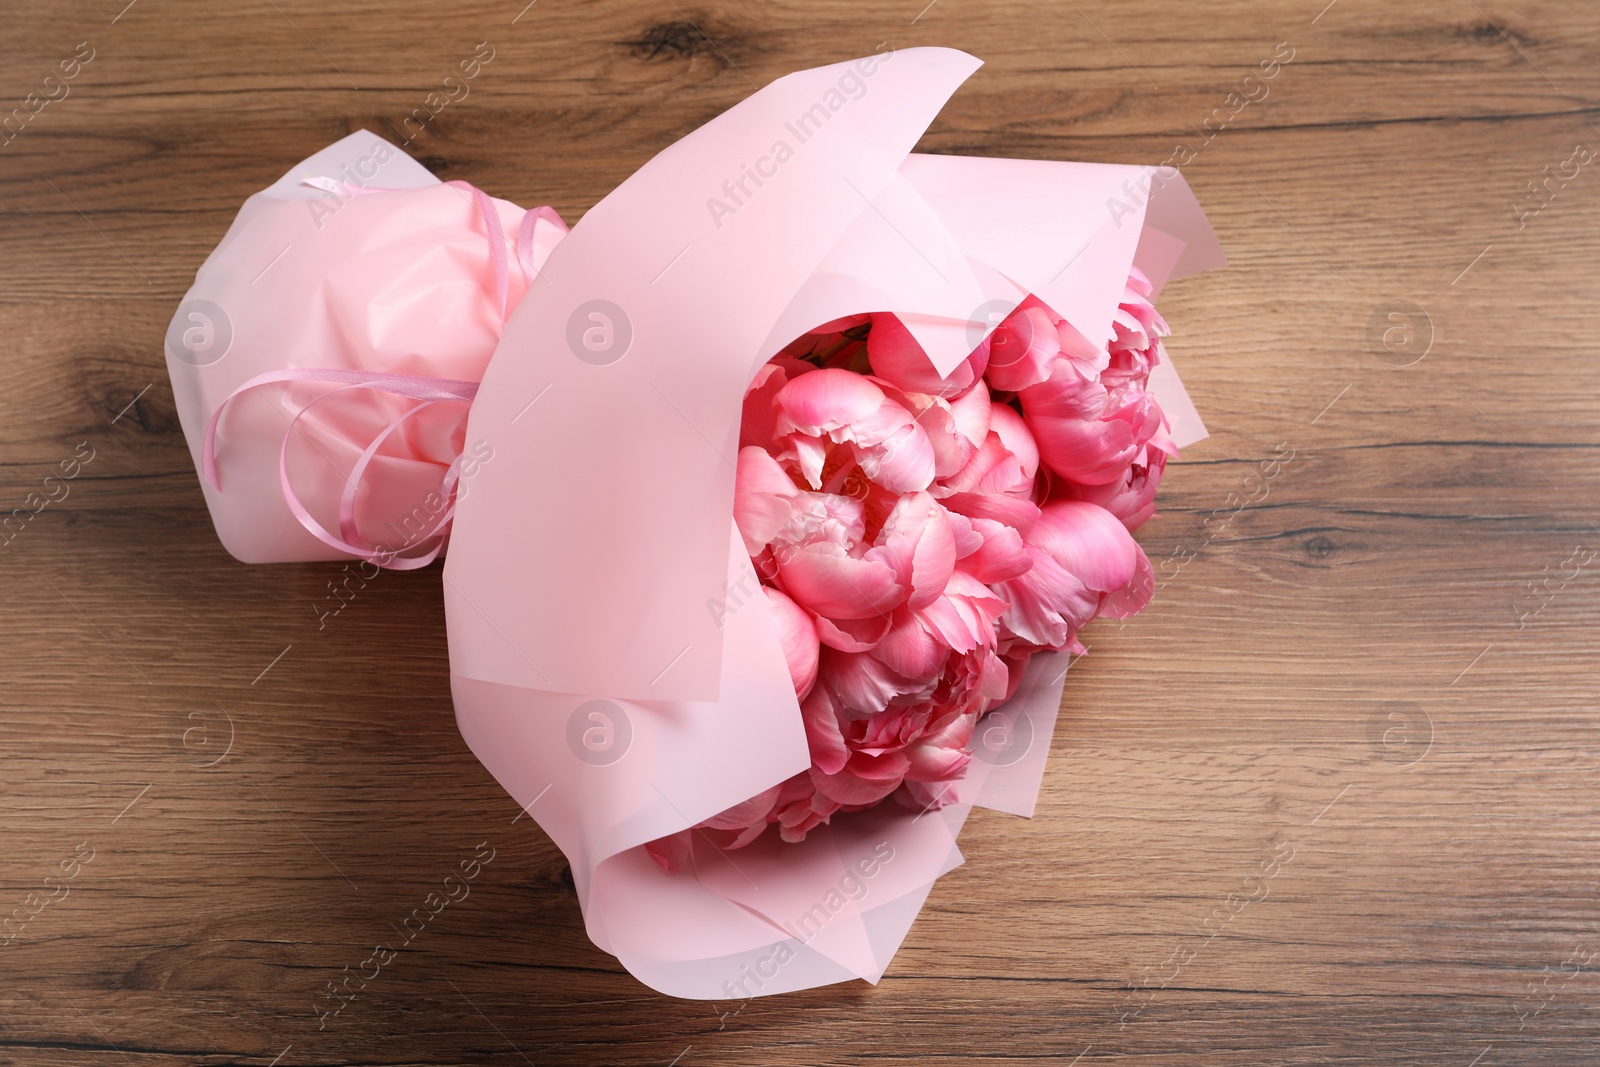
167, 48, 1223, 998
647, 272, 1174, 866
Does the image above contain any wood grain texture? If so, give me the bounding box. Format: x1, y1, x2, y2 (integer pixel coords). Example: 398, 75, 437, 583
2, 0, 1598, 1063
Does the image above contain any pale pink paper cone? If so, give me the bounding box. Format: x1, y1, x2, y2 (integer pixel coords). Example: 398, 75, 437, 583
444, 48, 1225, 997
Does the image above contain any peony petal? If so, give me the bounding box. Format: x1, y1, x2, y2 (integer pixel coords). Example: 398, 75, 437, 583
941, 490, 1041, 534
918, 571, 1007, 652
1057, 441, 1167, 531
810, 751, 911, 806
960, 516, 1033, 584
1101, 542, 1155, 619
994, 546, 1094, 648
870, 609, 946, 680
1029, 500, 1140, 595
812, 611, 893, 652
877, 384, 970, 480
800, 687, 850, 776
867, 312, 986, 398
741, 358, 809, 452
1026, 404, 1139, 485
732, 446, 799, 555
820, 647, 922, 715
946, 507, 985, 560
851, 415, 937, 493
775, 367, 888, 432
644, 830, 694, 875
902, 738, 972, 782
773, 490, 866, 551
987, 403, 1038, 483
778, 541, 905, 620
984, 302, 1060, 392
782, 434, 828, 489
947, 381, 993, 453
763, 586, 820, 699
1020, 356, 1109, 420
864, 491, 956, 610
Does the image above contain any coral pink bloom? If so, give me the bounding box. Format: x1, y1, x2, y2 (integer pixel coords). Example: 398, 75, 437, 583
1018, 360, 1164, 485
1016, 270, 1171, 487
745, 479, 900, 624
795, 568, 1009, 816
774, 368, 937, 494
866, 312, 988, 398
995, 500, 1152, 651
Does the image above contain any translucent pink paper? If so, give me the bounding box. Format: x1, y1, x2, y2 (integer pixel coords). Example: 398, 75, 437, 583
166, 131, 557, 563
166, 48, 1224, 999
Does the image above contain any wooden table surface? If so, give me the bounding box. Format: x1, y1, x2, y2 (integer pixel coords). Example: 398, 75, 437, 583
4, 0, 1599, 1063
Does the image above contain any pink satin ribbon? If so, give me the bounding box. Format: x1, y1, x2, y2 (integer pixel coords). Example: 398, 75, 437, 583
203, 180, 560, 569
203, 368, 480, 569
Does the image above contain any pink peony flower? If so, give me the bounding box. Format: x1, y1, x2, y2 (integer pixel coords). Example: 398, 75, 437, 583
992, 499, 1153, 653
1015, 269, 1173, 489
648, 270, 1177, 869
771, 367, 937, 495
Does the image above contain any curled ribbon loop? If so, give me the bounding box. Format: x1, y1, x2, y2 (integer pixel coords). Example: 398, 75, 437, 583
202, 369, 479, 568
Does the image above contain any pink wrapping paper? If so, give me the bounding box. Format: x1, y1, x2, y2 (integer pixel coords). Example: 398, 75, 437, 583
443, 48, 1222, 997
166, 47, 1224, 998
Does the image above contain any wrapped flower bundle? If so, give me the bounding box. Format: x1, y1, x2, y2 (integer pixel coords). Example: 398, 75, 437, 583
168, 48, 1223, 997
